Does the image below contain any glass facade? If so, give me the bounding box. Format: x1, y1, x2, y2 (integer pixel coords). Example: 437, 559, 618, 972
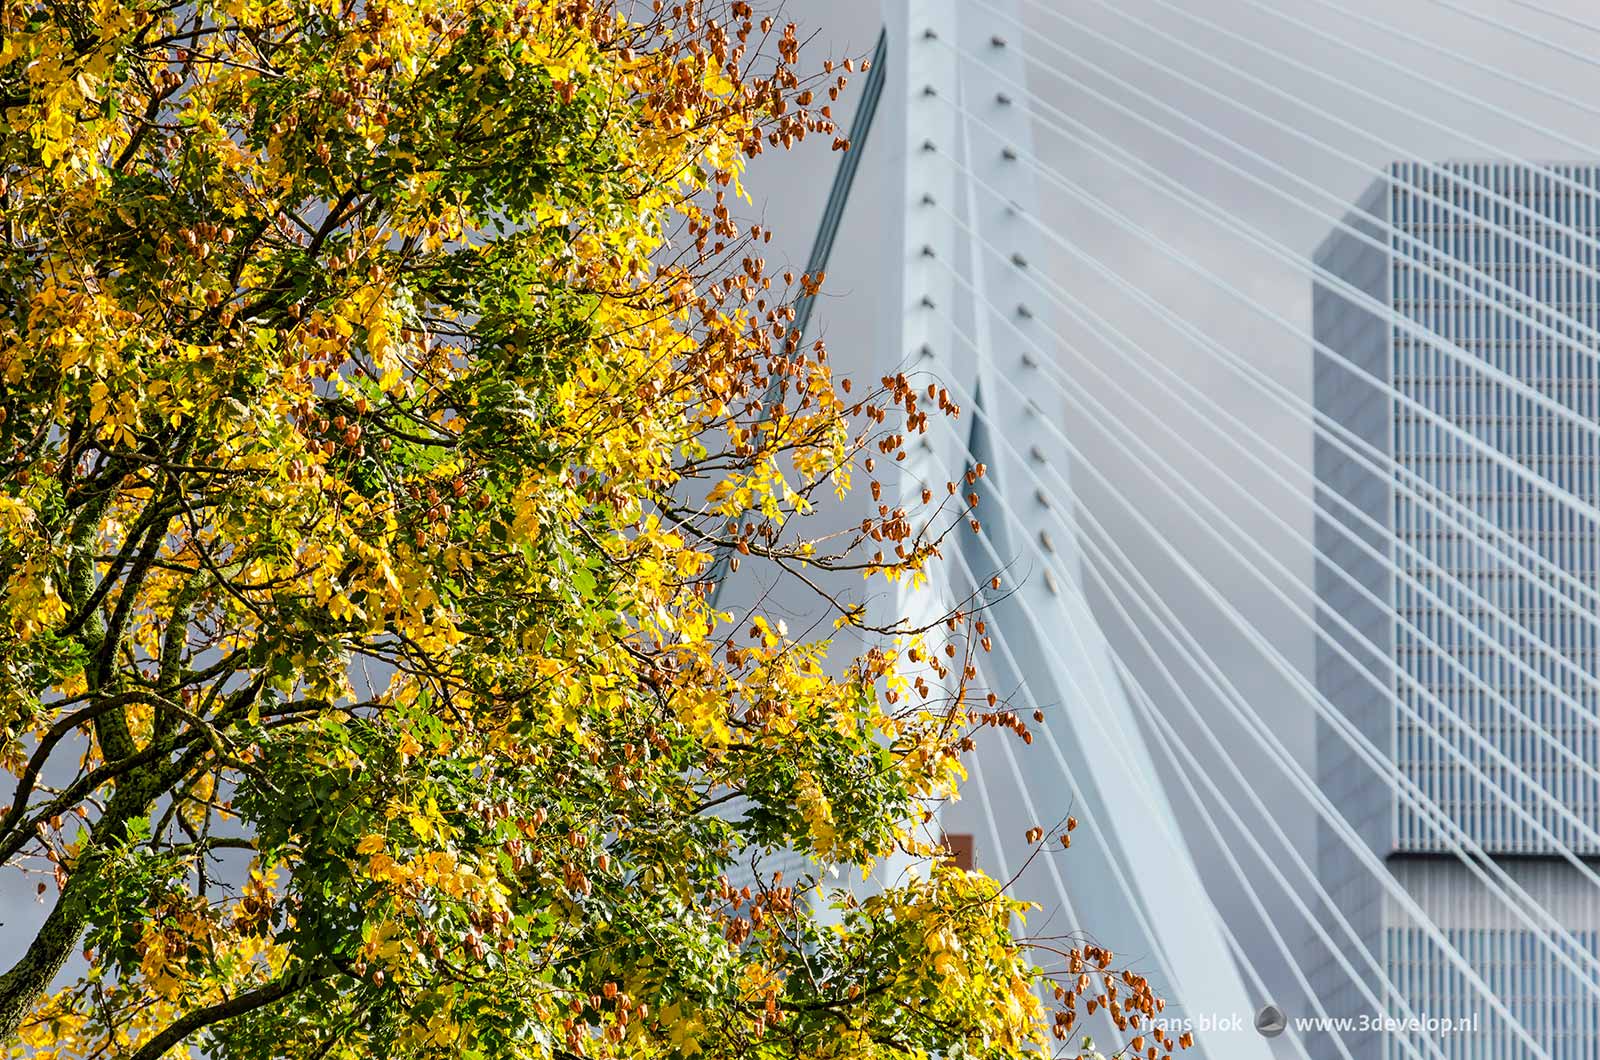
1388, 162, 1600, 857
1312, 162, 1600, 1059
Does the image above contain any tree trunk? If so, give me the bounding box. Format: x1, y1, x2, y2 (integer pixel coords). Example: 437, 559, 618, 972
0, 764, 164, 1043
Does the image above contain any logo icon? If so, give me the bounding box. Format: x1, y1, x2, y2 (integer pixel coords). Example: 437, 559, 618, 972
1255, 1004, 1287, 1038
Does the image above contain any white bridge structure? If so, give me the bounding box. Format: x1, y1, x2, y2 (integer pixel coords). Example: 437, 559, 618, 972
776, 1, 1600, 1057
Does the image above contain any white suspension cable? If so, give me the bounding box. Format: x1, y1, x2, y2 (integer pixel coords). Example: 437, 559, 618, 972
914, 449, 1301, 1051
936, 352, 1600, 1006
960, 729, 1138, 1051
920, 389, 1551, 1059
920, 51, 1600, 650
1250, 0, 1600, 128
994, 254, 1600, 802
1432, 0, 1600, 70
947, 188, 1600, 729
908, 29, 1292, 1050
1116, 643, 1358, 1060
1327, 0, 1600, 121
920, 138, 1600, 549
922, 283, 1600, 996
970, 0, 1600, 403
932, 24, 1600, 397
924, 415, 1423, 1059
927, 188, 1600, 759
943, 548, 1192, 1047
967, 310, 1600, 977
985, 0, 1600, 281
943, 481, 1334, 1060
937, 23, 1600, 485
921, 164, 1600, 787
1043, 446, 1578, 1060
896, 8, 1600, 1050
919, 403, 1479, 1059
934, 58, 1600, 640
1507, 0, 1600, 37
932, 409, 1391, 1058
1061, 0, 1600, 245
947, 371, 1587, 1043
917, 82, 1600, 647
926, 237, 1600, 904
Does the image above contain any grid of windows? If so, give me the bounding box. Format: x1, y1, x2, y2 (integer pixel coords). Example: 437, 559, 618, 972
1384, 926, 1600, 1060
1313, 162, 1600, 1060
1379, 859, 1600, 1060
1387, 162, 1600, 856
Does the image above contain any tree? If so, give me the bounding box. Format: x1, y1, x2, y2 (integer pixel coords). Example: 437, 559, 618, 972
0, 1, 1186, 1057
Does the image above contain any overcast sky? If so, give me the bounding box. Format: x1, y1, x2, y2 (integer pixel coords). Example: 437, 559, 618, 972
736, 0, 1600, 1047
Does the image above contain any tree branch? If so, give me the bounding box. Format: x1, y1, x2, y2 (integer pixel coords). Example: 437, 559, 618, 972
126, 965, 321, 1060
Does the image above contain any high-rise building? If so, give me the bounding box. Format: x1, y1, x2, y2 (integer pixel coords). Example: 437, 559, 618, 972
1313, 162, 1600, 1059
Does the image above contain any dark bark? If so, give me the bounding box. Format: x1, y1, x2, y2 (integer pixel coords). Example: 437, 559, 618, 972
0, 764, 166, 1042
125, 965, 317, 1060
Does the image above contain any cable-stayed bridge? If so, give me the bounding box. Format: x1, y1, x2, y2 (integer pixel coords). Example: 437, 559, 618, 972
740, 1, 1600, 1057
